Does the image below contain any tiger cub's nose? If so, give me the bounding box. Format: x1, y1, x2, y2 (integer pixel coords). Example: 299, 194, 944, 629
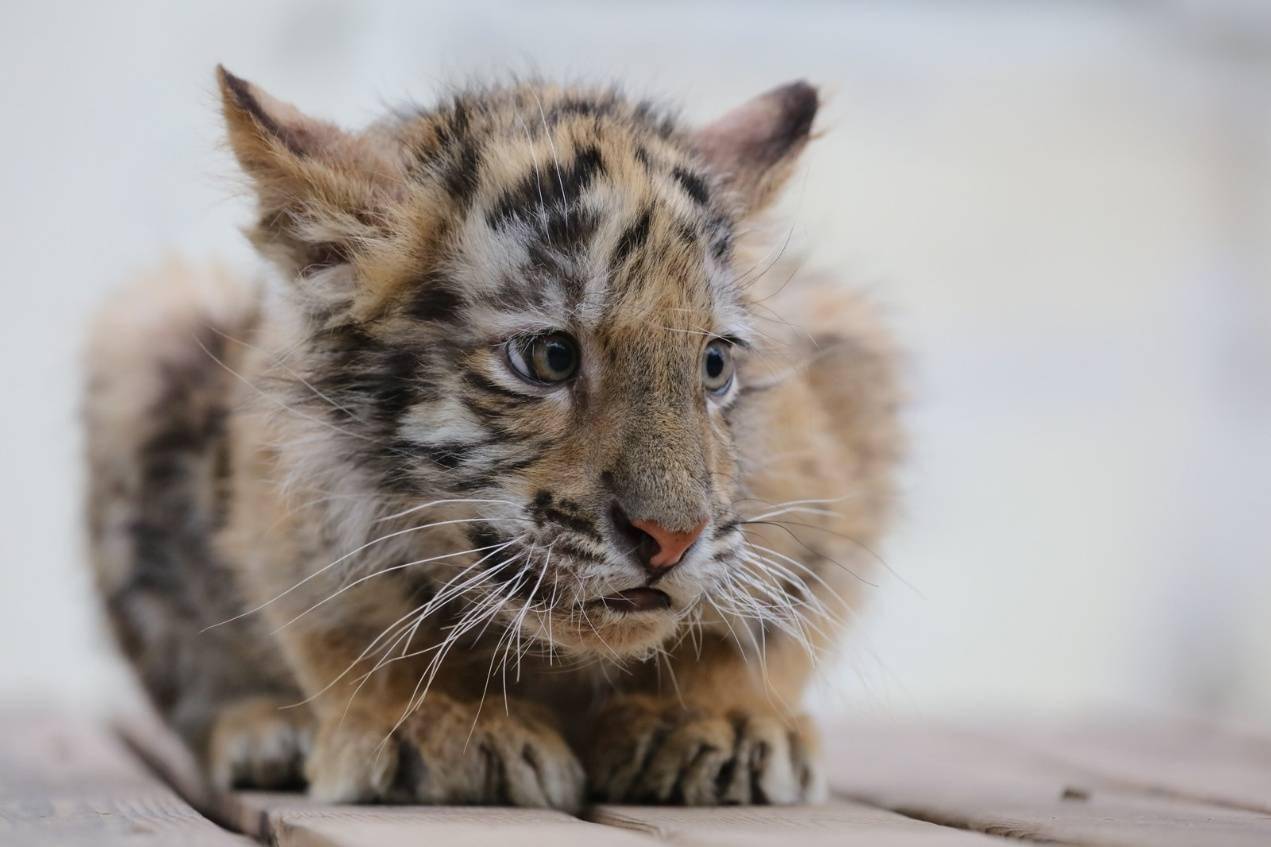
633, 517, 707, 570
611, 502, 707, 573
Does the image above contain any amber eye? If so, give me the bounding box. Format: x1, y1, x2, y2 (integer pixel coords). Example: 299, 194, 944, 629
702, 339, 735, 394
507, 332, 580, 384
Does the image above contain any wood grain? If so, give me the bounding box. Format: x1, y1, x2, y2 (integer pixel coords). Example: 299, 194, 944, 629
589, 802, 1004, 846
825, 720, 1271, 847
996, 717, 1271, 815
0, 712, 252, 846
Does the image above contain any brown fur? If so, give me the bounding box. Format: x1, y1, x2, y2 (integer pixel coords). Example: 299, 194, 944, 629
84, 69, 902, 809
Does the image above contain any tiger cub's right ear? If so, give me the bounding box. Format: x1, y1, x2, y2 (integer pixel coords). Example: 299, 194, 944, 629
692, 81, 819, 217
216, 66, 400, 277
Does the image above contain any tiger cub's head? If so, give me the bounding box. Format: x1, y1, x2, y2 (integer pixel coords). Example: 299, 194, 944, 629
219, 68, 817, 657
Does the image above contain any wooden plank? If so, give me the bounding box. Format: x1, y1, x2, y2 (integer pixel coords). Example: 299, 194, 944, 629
825, 720, 1271, 847
267, 803, 655, 847
589, 802, 1004, 846
996, 717, 1271, 815
0, 712, 253, 846
120, 715, 656, 846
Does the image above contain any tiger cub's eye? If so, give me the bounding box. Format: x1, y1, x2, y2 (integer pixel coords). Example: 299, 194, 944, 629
507, 332, 580, 384
702, 339, 735, 394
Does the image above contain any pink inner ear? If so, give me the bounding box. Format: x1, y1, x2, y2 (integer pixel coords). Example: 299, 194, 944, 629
694, 81, 817, 166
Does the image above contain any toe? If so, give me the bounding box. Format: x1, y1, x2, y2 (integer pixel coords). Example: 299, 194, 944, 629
637, 716, 734, 803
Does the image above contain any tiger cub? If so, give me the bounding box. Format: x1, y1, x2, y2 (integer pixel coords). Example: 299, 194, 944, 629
84, 67, 901, 809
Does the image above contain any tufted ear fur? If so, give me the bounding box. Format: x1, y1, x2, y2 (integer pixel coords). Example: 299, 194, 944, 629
217, 66, 402, 278
692, 81, 819, 216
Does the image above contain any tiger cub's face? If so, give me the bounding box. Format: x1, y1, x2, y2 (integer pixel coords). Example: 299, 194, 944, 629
219, 70, 817, 656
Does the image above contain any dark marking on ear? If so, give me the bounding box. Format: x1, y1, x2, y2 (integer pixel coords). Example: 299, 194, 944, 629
611, 208, 652, 271
763, 82, 818, 160
219, 67, 307, 157
694, 80, 819, 215
671, 166, 710, 205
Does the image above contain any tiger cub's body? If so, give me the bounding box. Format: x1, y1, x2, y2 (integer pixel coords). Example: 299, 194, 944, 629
85, 70, 900, 808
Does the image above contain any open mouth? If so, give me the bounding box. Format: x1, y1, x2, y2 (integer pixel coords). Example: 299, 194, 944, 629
588, 587, 672, 613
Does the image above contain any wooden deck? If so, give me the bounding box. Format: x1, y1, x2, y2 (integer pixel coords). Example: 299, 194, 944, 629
3, 712, 1269, 846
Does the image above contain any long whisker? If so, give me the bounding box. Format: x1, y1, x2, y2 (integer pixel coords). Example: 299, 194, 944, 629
375, 497, 520, 524
284, 537, 526, 710
269, 539, 516, 634
203, 517, 529, 630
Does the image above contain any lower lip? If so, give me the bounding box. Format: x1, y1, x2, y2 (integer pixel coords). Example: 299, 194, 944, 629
590, 587, 672, 613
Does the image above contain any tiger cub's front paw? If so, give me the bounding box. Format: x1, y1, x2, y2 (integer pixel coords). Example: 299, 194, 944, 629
306, 697, 584, 810
207, 696, 314, 790
586, 695, 825, 805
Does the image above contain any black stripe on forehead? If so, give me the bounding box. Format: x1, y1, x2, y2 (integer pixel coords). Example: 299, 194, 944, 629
547, 94, 619, 124
442, 141, 483, 207
539, 205, 601, 258
610, 207, 652, 272
632, 99, 678, 139
486, 144, 606, 229
412, 96, 484, 208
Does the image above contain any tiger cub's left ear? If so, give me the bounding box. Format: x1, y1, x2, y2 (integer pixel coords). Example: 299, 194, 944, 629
216, 66, 401, 277
692, 81, 819, 216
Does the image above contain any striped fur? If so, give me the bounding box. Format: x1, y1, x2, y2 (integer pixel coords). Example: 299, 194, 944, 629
84, 69, 901, 809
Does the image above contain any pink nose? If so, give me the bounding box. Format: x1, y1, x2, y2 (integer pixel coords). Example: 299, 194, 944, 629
629, 517, 708, 570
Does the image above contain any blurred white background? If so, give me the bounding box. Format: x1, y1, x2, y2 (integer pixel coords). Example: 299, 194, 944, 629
1, 0, 1269, 725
